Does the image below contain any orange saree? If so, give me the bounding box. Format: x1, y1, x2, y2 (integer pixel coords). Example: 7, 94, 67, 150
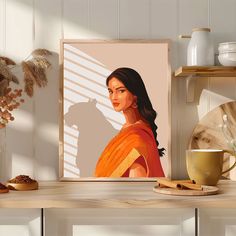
94, 121, 165, 177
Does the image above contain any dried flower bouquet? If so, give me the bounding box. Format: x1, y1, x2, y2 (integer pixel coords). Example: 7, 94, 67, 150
0, 48, 52, 128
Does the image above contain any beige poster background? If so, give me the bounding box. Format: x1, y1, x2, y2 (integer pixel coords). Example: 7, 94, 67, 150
61, 41, 170, 179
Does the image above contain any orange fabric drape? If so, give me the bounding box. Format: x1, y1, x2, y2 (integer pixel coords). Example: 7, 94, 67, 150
94, 121, 165, 177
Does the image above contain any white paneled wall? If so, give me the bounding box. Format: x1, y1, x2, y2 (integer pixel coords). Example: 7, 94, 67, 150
0, 0, 236, 180
120, 0, 150, 39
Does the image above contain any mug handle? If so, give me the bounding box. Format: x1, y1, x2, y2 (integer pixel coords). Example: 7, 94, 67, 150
222, 149, 236, 174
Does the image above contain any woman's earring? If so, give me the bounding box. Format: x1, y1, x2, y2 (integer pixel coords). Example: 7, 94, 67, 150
132, 102, 138, 108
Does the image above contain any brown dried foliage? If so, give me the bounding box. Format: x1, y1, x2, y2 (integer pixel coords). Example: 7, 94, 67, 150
0, 87, 24, 128
1, 47, 51, 98
0, 63, 19, 84
0, 56, 16, 66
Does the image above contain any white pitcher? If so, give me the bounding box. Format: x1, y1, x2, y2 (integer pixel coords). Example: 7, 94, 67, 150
181, 28, 214, 66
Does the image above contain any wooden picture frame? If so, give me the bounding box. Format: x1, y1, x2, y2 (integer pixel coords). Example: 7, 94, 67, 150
59, 39, 172, 181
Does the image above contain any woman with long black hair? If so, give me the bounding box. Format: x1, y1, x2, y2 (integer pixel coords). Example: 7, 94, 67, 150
95, 67, 165, 177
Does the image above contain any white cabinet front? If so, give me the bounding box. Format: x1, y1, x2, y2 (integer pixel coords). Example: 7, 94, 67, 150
45, 208, 195, 236
0, 209, 41, 236
199, 208, 236, 236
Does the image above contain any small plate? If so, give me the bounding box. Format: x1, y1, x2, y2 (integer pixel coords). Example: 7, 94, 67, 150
0, 188, 9, 193
6, 182, 38, 191
153, 185, 219, 196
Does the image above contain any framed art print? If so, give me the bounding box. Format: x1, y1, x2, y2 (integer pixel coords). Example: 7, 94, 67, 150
59, 40, 171, 181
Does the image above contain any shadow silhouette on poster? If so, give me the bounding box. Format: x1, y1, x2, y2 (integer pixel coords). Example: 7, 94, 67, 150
64, 99, 118, 177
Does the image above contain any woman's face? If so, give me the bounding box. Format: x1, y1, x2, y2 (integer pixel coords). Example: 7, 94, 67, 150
108, 77, 137, 112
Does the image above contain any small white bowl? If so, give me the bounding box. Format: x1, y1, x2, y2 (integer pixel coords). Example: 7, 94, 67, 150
218, 42, 236, 53
219, 49, 236, 54
218, 52, 236, 66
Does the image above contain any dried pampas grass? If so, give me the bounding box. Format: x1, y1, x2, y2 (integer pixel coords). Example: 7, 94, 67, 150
33, 66, 47, 87
32, 49, 52, 57
32, 57, 51, 69
21, 61, 34, 97
26, 60, 48, 87
22, 56, 50, 96
1, 48, 51, 97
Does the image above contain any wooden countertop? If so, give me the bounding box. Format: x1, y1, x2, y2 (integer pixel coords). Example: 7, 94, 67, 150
0, 180, 235, 208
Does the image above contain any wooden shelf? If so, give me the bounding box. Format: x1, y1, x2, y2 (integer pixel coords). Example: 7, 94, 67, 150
174, 66, 236, 102
175, 66, 236, 77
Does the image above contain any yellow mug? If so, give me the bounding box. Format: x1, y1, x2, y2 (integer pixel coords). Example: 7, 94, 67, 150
186, 149, 236, 186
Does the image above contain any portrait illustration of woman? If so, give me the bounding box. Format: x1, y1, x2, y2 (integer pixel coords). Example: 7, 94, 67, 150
95, 67, 165, 178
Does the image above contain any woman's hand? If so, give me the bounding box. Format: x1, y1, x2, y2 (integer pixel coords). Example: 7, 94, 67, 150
129, 162, 147, 177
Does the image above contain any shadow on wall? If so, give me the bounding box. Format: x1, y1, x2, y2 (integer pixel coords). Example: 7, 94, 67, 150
34, 51, 60, 180
64, 99, 118, 177
1, 51, 60, 181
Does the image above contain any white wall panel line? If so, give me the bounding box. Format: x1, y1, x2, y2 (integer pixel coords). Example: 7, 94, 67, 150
208, 0, 211, 28
34, 0, 62, 51
148, 0, 151, 38
63, 0, 90, 39
4, 0, 35, 180
32, 0, 35, 46
90, 0, 118, 38
32, 0, 36, 181
117, 0, 120, 39
175, 0, 180, 180
0, 0, 6, 53
207, 0, 211, 116
119, 0, 149, 39
0, 0, 6, 181
61, 0, 64, 39
87, 0, 91, 32
0, 128, 7, 181
177, 0, 184, 179
6, 0, 34, 61
34, 0, 62, 180
177, 0, 209, 179
209, 0, 236, 111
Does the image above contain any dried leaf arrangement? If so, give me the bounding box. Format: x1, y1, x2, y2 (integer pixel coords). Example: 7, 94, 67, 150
0, 48, 52, 128
21, 49, 52, 97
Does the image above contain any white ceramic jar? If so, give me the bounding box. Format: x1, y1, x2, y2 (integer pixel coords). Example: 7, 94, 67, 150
187, 28, 214, 66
